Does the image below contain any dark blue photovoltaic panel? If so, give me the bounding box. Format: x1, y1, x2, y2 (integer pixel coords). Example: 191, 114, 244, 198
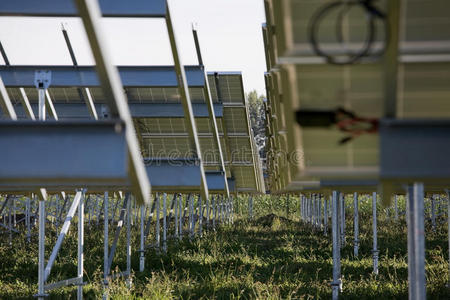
0, 0, 166, 17
0, 66, 204, 87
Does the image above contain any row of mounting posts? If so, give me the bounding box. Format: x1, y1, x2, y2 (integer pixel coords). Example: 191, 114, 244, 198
0, 190, 236, 299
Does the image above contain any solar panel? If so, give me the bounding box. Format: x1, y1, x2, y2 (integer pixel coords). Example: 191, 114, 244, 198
264, 0, 450, 193
223, 107, 248, 134
212, 73, 265, 193
0, 65, 264, 193
208, 73, 246, 105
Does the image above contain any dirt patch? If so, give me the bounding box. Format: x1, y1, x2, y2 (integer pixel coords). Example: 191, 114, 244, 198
255, 213, 293, 227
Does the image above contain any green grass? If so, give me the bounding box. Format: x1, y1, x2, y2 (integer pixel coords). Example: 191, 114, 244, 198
0, 195, 449, 299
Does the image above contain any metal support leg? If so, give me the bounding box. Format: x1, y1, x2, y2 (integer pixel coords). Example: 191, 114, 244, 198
340, 194, 346, 247
189, 195, 194, 239
331, 191, 341, 300
286, 194, 290, 218
26, 196, 31, 242
107, 194, 129, 275
415, 183, 426, 299
8, 197, 12, 246
36, 192, 48, 299
353, 192, 359, 258
139, 205, 145, 272
407, 186, 416, 300
212, 195, 216, 230
162, 193, 167, 252
324, 196, 328, 236
307, 196, 310, 224
45, 191, 84, 281
446, 190, 450, 288
206, 195, 210, 229
304, 196, 307, 223
300, 196, 303, 220
178, 194, 182, 239
155, 194, 160, 247
372, 192, 379, 275
126, 196, 131, 287
198, 195, 203, 237
318, 195, 322, 229
13, 197, 16, 228
174, 194, 179, 237
225, 197, 229, 224
230, 196, 234, 224
394, 194, 399, 221
309, 196, 312, 224
103, 192, 108, 300
221, 196, 225, 223
407, 184, 426, 300
431, 194, 436, 231
77, 191, 84, 300
312, 194, 316, 227
248, 195, 253, 219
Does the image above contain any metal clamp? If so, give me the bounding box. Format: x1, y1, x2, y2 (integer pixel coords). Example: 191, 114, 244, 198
34, 70, 52, 89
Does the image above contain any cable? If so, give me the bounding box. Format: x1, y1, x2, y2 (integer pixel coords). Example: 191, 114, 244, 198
308, 0, 388, 65
296, 107, 378, 144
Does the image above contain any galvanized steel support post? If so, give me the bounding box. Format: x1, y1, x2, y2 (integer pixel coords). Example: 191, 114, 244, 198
394, 194, 399, 221
340, 193, 346, 247
126, 196, 131, 287
372, 192, 379, 275
163, 193, 167, 252
212, 195, 216, 230
431, 194, 436, 231
178, 195, 182, 239
248, 195, 253, 220
206, 195, 210, 229
447, 190, 450, 288
189, 194, 194, 239
156, 194, 160, 247
26, 196, 31, 242
174, 194, 179, 237
324, 196, 328, 236
353, 192, 359, 258
103, 192, 108, 299
198, 195, 203, 237
36, 190, 48, 299
318, 195, 322, 229
312, 194, 316, 227
77, 190, 84, 300
139, 204, 145, 272
407, 184, 426, 300
331, 191, 341, 300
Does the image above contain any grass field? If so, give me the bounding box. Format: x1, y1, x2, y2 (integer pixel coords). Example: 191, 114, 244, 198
0, 195, 449, 299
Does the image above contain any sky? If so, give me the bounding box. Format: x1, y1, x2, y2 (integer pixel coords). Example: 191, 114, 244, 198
0, 0, 267, 95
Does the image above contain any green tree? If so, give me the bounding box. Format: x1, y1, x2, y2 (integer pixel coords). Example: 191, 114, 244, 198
247, 90, 266, 158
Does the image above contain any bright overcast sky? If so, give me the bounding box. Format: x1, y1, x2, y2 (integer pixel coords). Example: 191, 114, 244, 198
0, 0, 267, 95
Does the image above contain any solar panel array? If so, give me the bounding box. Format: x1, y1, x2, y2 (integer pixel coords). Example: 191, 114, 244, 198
263, 0, 450, 193
1, 67, 264, 194
209, 73, 265, 193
